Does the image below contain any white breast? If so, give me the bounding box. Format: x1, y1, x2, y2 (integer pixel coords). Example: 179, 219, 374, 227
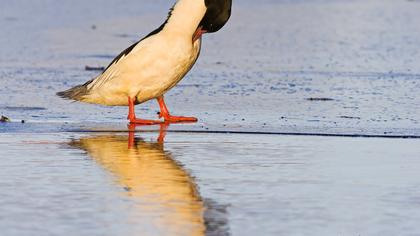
83, 34, 201, 106
132, 34, 202, 103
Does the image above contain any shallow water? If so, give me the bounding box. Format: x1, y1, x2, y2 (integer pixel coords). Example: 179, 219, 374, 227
1, 129, 420, 236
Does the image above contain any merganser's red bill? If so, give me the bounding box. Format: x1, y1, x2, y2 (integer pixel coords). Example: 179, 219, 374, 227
193, 27, 207, 42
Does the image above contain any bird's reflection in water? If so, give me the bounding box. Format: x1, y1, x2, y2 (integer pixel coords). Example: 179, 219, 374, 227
69, 123, 229, 236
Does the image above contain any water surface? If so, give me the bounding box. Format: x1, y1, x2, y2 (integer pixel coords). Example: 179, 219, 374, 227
1, 128, 420, 235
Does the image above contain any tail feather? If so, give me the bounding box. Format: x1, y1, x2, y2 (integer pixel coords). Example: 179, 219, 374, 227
56, 79, 94, 101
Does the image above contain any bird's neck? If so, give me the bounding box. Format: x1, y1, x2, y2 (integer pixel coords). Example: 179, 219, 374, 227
163, 0, 207, 38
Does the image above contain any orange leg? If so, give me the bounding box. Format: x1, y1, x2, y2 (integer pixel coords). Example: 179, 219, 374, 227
127, 97, 162, 125
157, 96, 198, 123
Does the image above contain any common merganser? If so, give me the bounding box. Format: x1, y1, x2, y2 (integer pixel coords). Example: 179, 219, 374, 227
57, 0, 232, 124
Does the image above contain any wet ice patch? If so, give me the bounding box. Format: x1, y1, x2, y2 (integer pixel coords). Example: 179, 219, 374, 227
2, 106, 47, 111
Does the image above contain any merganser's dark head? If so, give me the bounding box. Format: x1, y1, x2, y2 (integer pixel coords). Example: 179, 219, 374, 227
200, 0, 232, 33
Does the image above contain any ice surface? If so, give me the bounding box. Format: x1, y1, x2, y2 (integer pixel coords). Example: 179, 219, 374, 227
1, 0, 419, 135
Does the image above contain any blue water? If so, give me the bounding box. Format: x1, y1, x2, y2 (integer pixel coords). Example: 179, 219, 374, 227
1, 131, 420, 236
